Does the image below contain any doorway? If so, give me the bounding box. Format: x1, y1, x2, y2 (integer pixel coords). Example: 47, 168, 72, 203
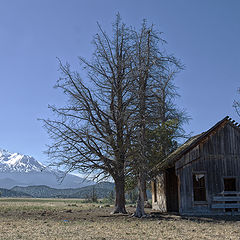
166, 167, 179, 212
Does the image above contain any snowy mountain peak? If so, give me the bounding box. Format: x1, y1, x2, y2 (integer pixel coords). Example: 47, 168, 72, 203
0, 149, 11, 158
0, 149, 46, 173
0, 148, 93, 189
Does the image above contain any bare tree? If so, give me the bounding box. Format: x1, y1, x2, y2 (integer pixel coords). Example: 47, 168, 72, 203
129, 21, 185, 217
42, 15, 135, 214
234, 88, 240, 117
43, 16, 187, 217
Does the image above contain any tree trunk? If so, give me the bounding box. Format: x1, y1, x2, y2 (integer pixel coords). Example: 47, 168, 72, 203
113, 177, 127, 214
143, 180, 148, 202
134, 173, 146, 217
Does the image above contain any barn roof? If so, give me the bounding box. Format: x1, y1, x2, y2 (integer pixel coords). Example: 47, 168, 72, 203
155, 116, 239, 170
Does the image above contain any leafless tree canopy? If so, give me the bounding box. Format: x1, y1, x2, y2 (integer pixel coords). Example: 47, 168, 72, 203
128, 21, 188, 217
42, 15, 188, 215
234, 88, 240, 117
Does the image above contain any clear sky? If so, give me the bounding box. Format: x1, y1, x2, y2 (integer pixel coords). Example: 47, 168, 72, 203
0, 0, 239, 165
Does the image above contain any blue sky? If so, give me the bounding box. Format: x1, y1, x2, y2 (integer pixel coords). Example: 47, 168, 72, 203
0, 0, 239, 165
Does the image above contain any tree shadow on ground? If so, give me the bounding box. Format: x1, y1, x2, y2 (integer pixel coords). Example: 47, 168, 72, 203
150, 212, 240, 223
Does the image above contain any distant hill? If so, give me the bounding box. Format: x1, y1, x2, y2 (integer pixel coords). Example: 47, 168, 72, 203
1, 182, 153, 201
10, 182, 115, 199
0, 188, 32, 197
11, 185, 80, 198
66, 182, 115, 199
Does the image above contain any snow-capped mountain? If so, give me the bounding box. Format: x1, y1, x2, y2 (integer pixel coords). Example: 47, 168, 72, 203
0, 149, 46, 173
0, 149, 93, 189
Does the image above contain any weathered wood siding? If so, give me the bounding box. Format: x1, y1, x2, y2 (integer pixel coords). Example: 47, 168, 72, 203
152, 168, 179, 212
176, 123, 240, 214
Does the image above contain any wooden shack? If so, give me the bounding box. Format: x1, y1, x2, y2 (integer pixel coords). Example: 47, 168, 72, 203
152, 116, 240, 215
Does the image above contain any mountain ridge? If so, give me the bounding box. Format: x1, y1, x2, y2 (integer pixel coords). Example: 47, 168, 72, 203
0, 149, 94, 189
0, 149, 50, 173
10, 182, 115, 198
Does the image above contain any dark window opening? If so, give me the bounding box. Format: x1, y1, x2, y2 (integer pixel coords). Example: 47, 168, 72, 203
153, 180, 157, 202
224, 178, 237, 212
193, 174, 206, 202
224, 178, 236, 191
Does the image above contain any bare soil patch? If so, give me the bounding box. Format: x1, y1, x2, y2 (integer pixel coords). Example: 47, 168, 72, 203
0, 198, 239, 239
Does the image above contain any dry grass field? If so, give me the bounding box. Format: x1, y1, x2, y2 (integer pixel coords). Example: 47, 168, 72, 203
0, 198, 239, 239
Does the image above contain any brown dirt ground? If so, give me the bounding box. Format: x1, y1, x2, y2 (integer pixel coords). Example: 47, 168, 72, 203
0, 198, 239, 239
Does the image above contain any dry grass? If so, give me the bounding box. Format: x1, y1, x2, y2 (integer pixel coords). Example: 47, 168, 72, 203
0, 198, 239, 239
